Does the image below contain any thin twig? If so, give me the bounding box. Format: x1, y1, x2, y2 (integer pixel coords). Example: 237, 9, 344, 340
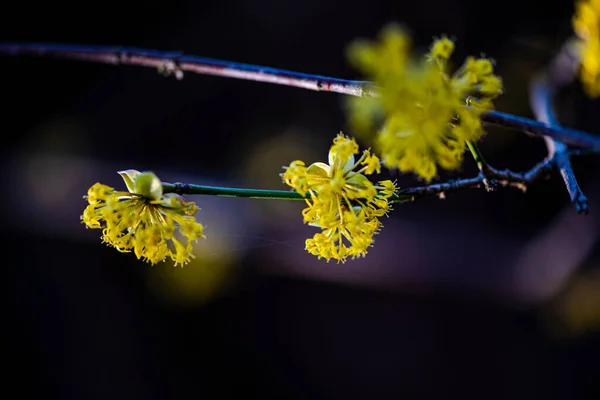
529, 38, 588, 213
1, 42, 599, 150
162, 154, 556, 204
397, 159, 554, 200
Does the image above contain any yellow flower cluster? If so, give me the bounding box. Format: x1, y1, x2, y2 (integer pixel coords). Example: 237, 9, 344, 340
347, 24, 503, 181
282, 133, 397, 262
573, 0, 600, 97
81, 170, 204, 266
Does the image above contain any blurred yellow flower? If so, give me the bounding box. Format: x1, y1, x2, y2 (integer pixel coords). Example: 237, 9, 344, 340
282, 133, 397, 262
347, 24, 503, 181
81, 170, 204, 266
573, 0, 600, 97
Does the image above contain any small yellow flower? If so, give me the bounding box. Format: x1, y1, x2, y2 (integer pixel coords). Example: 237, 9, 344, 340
81, 170, 205, 266
347, 24, 503, 181
282, 133, 397, 262
573, 0, 600, 97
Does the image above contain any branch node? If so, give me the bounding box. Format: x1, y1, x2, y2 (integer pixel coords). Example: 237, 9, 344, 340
316, 79, 328, 91
172, 182, 190, 195
117, 49, 130, 65
158, 59, 184, 80
482, 174, 498, 192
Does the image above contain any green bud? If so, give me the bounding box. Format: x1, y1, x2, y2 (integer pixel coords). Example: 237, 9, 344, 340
133, 172, 163, 200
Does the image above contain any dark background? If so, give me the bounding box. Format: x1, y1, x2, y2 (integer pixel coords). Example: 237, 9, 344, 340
3, 0, 600, 398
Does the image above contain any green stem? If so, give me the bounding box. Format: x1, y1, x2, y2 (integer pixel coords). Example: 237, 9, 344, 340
162, 182, 412, 203
465, 140, 496, 191
162, 182, 304, 200
465, 140, 488, 173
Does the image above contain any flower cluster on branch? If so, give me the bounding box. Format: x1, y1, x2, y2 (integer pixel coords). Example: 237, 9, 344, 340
1, 0, 584, 264
282, 133, 397, 262
347, 25, 503, 181
574, 0, 600, 96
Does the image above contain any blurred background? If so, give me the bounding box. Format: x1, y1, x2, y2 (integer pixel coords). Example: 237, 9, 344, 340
2, 0, 600, 398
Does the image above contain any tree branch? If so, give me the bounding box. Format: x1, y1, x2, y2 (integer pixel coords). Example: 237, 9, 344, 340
529, 39, 588, 213
1, 42, 599, 150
